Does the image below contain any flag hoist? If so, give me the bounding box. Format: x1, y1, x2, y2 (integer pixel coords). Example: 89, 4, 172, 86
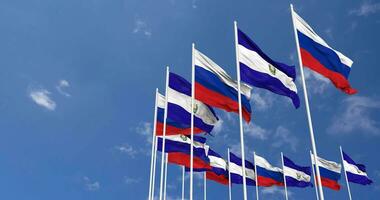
159, 67, 170, 200
233, 21, 249, 200
290, 4, 325, 200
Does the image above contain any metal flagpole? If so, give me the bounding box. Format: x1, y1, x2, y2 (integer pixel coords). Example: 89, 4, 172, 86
290, 4, 324, 200
152, 136, 158, 200
281, 153, 289, 200
310, 151, 320, 200
228, 148, 232, 200
340, 146, 353, 200
164, 153, 168, 200
253, 152, 259, 200
182, 166, 185, 200
148, 89, 159, 200
233, 20, 248, 200
190, 43, 195, 200
204, 172, 207, 200
159, 67, 170, 200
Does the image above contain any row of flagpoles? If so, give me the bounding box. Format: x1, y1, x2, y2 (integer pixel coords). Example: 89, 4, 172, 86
146, 4, 371, 200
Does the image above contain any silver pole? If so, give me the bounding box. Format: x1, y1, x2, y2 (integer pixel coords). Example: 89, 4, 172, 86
310, 151, 320, 200
340, 146, 353, 200
190, 43, 195, 200
281, 153, 289, 200
228, 148, 232, 200
148, 89, 159, 200
290, 4, 324, 200
254, 152, 259, 200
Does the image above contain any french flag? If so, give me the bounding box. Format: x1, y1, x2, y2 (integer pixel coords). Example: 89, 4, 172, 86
157, 135, 212, 170
311, 154, 342, 191
194, 48, 252, 122
254, 154, 284, 187
237, 28, 300, 108
342, 150, 373, 185
155, 93, 203, 136
283, 155, 312, 188
168, 72, 219, 134
293, 10, 357, 94
229, 152, 256, 186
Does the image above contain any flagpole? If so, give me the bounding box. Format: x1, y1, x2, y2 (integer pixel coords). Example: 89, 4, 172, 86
234, 20, 248, 200
148, 89, 159, 200
182, 166, 185, 200
228, 148, 232, 200
204, 172, 207, 200
281, 152, 289, 200
190, 43, 195, 200
152, 136, 158, 200
290, 4, 324, 200
340, 146, 353, 200
253, 152, 259, 200
164, 153, 168, 200
159, 66, 170, 200
310, 151, 320, 200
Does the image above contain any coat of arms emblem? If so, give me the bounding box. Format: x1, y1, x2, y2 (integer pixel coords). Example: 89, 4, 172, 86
268, 63, 276, 75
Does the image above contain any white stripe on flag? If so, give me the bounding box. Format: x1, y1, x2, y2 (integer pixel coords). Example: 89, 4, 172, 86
284, 166, 311, 182
238, 44, 298, 93
229, 162, 256, 180
292, 10, 353, 68
194, 49, 252, 99
157, 93, 166, 109
209, 155, 227, 170
168, 87, 218, 125
343, 160, 368, 177
311, 154, 341, 174
254, 154, 282, 172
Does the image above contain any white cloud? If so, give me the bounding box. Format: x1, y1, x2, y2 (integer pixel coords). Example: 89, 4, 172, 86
350, 1, 380, 16
302, 68, 330, 94
271, 126, 299, 152
136, 122, 153, 143
191, 0, 198, 9
261, 186, 292, 197
251, 92, 273, 111
244, 123, 269, 140
133, 19, 152, 37
56, 79, 71, 97
29, 88, 56, 111
83, 176, 100, 191
115, 143, 138, 158
124, 177, 141, 184
328, 96, 380, 135
212, 119, 224, 135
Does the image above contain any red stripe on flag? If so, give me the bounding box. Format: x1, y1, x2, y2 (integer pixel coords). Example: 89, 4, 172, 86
257, 176, 284, 187
168, 152, 211, 170
314, 176, 341, 191
155, 122, 204, 136
300, 48, 357, 95
206, 171, 229, 185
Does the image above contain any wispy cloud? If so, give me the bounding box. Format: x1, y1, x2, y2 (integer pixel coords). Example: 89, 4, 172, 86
114, 143, 138, 158
83, 176, 100, 191
56, 79, 71, 97
136, 122, 153, 143
302, 68, 330, 94
244, 123, 270, 140
251, 92, 274, 111
124, 176, 141, 184
261, 186, 292, 197
212, 118, 224, 135
133, 19, 152, 37
328, 96, 380, 135
350, 1, 380, 16
29, 88, 56, 111
191, 0, 198, 9
272, 126, 299, 152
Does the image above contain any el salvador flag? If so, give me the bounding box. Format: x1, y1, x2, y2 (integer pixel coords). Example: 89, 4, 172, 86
237, 28, 300, 108
342, 151, 373, 185
283, 155, 312, 188
168, 72, 219, 134
229, 152, 256, 186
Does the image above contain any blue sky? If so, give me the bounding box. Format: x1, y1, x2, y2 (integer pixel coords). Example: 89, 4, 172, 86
0, 0, 379, 199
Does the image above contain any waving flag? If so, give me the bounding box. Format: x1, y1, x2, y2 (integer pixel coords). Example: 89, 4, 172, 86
168, 72, 219, 134
283, 155, 312, 187
206, 149, 229, 185
255, 154, 284, 187
237, 28, 300, 108
229, 152, 256, 185
156, 93, 203, 135
292, 10, 357, 94
342, 151, 373, 185
311, 154, 342, 190
157, 135, 211, 170
194, 48, 252, 122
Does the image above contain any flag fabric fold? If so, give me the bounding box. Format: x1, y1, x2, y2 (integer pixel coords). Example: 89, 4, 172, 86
292, 10, 357, 94
194, 49, 252, 122
311, 154, 342, 190
229, 152, 256, 185
168, 72, 219, 134
237, 28, 300, 108
342, 151, 373, 185
254, 154, 284, 187
283, 155, 312, 187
